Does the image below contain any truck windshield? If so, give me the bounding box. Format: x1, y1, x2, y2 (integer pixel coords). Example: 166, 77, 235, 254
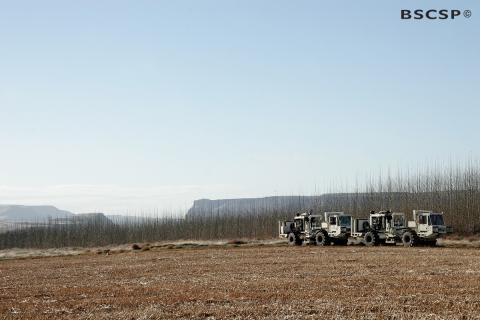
429, 214, 444, 226
393, 215, 405, 227
338, 216, 351, 227
310, 217, 321, 229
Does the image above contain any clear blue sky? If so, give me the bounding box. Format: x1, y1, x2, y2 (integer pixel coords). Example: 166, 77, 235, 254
0, 1, 478, 213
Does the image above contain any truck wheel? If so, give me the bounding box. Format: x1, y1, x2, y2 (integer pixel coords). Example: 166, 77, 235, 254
402, 231, 418, 247
315, 231, 330, 246
288, 233, 301, 246
364, 231, 378, 246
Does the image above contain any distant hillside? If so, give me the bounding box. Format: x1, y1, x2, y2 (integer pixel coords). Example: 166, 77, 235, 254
187, 196, 321, 217
185, 192, 438, 218
0, 205, 74, 222
0, 205, 160, 227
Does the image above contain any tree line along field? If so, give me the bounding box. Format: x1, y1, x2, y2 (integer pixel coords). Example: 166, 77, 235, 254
1, 162, 479, 249
1, 244, 480, 319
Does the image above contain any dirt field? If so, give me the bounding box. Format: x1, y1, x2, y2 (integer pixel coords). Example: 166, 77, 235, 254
1, 244, 480, 320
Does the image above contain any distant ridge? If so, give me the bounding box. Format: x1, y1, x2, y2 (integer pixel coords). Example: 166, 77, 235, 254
0, 205, 74, 222
0, 205, 164, 226
185, 192, 432, 217
186, 196, 321, 217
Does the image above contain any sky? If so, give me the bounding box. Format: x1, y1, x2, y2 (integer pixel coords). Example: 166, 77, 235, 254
0, 1, 479, 214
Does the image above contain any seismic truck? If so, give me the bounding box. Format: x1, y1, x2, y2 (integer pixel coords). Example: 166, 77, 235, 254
350, 210, 452, 246
350, 210, 411, 246
280, 209, 451, 247
406, 210, 453, 246
279, 211, 352, 246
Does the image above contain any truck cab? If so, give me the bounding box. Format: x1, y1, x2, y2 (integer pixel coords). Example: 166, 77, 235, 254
279, 212, 324, 244
370, 211, 406, 232
408, 210, 452, 240
322, 212, 351, 238
279, 211, 352, 246
364, 211, 408, 245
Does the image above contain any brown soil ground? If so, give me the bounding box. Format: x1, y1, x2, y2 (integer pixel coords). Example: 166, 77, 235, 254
1, 245, 480, 319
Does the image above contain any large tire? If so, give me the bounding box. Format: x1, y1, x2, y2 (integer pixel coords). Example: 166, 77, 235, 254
364, 231, 378, 246
288, 233, 302, 246
315, 231, 330, 246
402, 231, 418, 247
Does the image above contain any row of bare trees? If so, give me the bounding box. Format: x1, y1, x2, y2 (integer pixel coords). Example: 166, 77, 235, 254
0, 161, 479, 249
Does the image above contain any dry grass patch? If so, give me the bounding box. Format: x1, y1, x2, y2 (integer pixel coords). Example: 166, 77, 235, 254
2, 237, 480, 261
1, 245, 480, 319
